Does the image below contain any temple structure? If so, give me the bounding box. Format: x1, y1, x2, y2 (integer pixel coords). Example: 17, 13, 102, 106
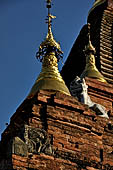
0, 0, 113, 170
61, 0, 113, 86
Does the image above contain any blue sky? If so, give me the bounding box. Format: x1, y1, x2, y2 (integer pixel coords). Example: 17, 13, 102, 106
0, 0, 94, 138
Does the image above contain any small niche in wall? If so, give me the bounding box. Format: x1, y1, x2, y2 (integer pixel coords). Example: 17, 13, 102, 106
75, 142, 79, 149
100, 149, 103, 162
108, 123, 113, 130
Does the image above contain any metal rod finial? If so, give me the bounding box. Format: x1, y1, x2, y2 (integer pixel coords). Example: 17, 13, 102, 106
46, 0, 52, 9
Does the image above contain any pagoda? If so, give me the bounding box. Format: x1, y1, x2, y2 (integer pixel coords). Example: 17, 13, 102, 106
61, 0, 113, 86
0, 1, 113, 170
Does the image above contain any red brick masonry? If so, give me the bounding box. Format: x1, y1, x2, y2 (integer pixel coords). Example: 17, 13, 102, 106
0, 78, 113, 170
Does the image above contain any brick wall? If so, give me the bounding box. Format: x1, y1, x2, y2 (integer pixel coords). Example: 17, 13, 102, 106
0, 78, 113, 170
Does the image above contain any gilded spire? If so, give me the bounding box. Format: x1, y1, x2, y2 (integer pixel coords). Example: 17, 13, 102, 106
36, 0, 63, 62
80, 24, 107, 83
29, 0, 70, 96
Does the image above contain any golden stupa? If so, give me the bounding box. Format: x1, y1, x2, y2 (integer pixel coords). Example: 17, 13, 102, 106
80, 24, 107, 83
29, 0, 70, 96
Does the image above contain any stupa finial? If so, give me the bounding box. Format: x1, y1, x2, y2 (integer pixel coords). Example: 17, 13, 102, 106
84, 23, 96, 55
80, 23, 107, 83
29, 0, 70, 97
36, 0, 63, 62
46, 0, 55, 35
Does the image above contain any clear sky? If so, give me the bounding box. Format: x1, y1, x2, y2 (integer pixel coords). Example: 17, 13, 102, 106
0, 0, 94, 138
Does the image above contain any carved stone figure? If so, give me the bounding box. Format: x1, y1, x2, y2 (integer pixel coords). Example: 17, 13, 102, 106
26, 127, 53, 155
6, 126, 54, 157
70, 76, 109, 118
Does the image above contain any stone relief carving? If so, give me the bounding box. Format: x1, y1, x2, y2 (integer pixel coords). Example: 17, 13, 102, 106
1, 126, 54, 157
13, 125, 54, 155
70, 76, 109, 118
12, 137, 27, 157
26, 127, 53, 155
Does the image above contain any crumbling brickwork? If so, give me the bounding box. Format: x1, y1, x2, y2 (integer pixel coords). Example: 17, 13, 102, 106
0, 78, 113, 170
